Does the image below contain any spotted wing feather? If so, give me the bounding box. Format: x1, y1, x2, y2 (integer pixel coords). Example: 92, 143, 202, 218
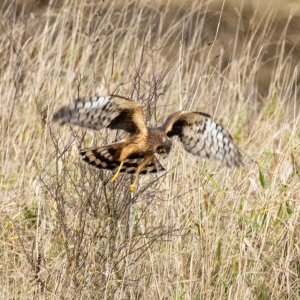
163, 111, 242, 167
80, 143, 165, 175
52, 95, 146, 134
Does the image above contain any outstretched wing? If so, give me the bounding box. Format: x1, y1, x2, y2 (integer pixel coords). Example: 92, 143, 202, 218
52, 95, 147, 135
80, 143, 165, 175
162, 111, 242, 167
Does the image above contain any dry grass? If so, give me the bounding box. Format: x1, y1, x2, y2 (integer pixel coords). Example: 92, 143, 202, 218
1, 0, 300, 299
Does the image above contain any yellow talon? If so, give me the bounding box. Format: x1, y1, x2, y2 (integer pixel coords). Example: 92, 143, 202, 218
130, 183, 136, 192
111, 161, 124, 182
130, 174, 139, 192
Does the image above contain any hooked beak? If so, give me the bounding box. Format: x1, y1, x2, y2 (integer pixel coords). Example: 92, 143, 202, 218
161, 142, 172, 158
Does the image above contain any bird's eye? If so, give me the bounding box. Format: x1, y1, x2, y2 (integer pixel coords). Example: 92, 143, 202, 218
157, 146, 165, 153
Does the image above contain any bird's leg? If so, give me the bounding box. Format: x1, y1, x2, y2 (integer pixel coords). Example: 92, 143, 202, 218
111, 144, 138, 183
111, 160, 125, 182
130, 154, 153, 192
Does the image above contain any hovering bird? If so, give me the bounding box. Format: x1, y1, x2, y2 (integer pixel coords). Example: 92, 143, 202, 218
52, 95, 242, 191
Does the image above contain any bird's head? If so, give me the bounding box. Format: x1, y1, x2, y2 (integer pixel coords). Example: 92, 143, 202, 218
155, 136, 172, 157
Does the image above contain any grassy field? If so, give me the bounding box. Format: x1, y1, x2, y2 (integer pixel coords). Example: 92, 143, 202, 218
1, 0, 299, 299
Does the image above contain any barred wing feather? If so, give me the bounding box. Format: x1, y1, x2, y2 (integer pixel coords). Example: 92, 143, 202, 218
163, 111, 242, 167
52, 95, 147, 135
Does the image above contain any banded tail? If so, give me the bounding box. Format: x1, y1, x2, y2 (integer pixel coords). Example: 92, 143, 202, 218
80, 142, 165, 175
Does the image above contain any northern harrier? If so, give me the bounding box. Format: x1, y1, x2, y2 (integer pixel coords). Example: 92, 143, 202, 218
52, 95, 242, 191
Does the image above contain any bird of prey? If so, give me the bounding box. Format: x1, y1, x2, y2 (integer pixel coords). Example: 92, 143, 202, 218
52, 95, 242, 191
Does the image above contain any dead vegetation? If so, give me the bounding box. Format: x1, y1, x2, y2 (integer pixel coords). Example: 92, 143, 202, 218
0, 0, 299, 299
